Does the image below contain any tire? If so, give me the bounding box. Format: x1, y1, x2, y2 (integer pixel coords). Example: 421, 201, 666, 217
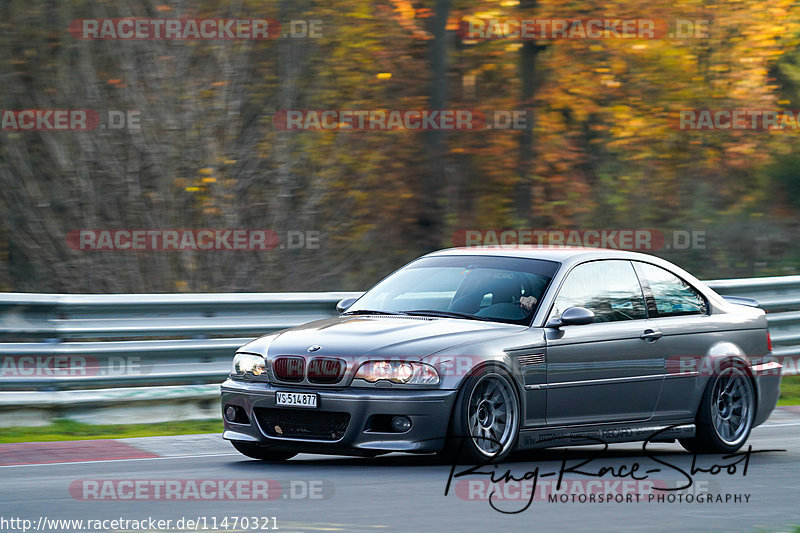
679, 363, 755, 454
230, 441, 297, 462
440, 367, 521, 464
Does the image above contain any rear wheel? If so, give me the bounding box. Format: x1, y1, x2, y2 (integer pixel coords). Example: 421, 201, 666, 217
680, 364, 755, 454
230, 441, 297, 462
441, 367, 520, 464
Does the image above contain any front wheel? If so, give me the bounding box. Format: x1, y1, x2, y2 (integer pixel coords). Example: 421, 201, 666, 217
441, 367, 521, 464
230, 441, 297, 462
680, 364, 755, 454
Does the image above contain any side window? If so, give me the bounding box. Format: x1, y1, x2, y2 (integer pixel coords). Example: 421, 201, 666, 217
552, 260, 647, 323
633, 262, 707, 317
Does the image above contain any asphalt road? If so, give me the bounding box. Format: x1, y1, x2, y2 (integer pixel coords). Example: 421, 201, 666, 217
2, 413, 800, 533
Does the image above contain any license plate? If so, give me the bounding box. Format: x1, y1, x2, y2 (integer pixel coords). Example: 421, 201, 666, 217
276, 391, 318, 408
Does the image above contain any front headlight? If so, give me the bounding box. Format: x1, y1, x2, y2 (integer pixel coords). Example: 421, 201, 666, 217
354, 360, 439, 385
232, 353, 267, 377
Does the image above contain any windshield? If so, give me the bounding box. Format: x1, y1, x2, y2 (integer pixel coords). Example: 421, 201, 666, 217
345, 255, 560, 325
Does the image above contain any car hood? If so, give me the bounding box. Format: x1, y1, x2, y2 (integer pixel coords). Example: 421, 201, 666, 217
239, 315, 528, 359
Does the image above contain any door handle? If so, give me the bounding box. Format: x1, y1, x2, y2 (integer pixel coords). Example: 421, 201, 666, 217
640, 330, 662, 341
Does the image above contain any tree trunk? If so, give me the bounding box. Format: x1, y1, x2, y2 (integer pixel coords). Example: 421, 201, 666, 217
420, 0, 451, 250
515, 0, 542, 226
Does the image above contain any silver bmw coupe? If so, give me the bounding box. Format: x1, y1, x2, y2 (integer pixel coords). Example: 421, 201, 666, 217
221, 247, 781, 463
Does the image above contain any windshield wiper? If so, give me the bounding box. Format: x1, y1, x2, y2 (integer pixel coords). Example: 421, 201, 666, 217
342, 309, 408, 316
401, 309, 490, 321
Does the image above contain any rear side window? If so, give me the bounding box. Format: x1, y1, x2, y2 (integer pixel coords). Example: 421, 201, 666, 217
552, 260, 647, 323
633, 262, 707, 317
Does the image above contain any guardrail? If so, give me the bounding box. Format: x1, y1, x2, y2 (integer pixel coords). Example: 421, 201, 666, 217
706, 276, 800, 359
0, 292, 360, 425
0, 277, 797, 426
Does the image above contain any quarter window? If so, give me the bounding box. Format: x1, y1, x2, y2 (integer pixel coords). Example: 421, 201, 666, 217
552, 260, 647, 323
633, 262, 707, 317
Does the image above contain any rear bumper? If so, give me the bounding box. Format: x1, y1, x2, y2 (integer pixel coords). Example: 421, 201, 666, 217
751, 360, 782, 427
220, 379, 457, 456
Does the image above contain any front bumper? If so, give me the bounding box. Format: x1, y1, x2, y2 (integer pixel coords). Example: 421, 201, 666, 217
220, 379, 457, 456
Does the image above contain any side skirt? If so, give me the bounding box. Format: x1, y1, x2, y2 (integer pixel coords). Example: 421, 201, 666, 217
516, 422, 696, 450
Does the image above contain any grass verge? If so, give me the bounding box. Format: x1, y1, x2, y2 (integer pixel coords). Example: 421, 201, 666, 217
0, 418, 223, 444
778, 375, 800, 406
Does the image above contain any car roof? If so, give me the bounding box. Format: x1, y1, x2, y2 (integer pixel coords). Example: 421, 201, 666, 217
424, 245, 658, 263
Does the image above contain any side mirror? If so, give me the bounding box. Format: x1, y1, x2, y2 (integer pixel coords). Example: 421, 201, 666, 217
336, 297, 359, 313
546, 306, 595, 328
